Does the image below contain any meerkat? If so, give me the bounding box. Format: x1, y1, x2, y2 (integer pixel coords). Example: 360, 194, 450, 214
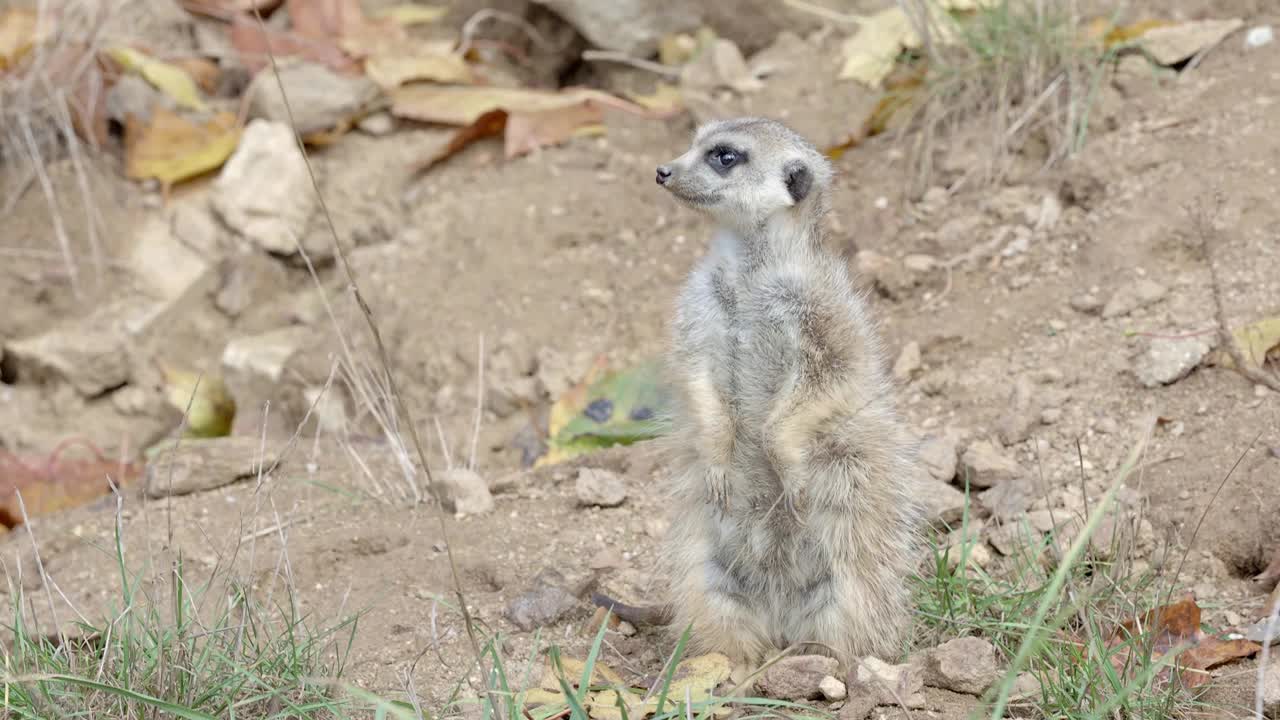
641, 117, 927, 669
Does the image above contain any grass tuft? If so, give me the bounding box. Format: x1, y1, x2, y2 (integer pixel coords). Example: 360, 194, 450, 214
899, 0, 1117, 194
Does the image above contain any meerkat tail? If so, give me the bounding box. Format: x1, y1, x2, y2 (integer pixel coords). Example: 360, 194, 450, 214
590, 592, 674, 626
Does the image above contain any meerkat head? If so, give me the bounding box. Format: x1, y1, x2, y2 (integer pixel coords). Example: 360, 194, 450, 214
655, 117, 834, 233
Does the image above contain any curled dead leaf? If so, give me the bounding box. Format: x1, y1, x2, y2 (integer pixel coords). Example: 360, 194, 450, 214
124, 107, 242, 190
0, 439, 144, 530
229, 14, 357, 75
107, 46, 209, 111
0, 7, 46, 72
1107, 594, 1262, 692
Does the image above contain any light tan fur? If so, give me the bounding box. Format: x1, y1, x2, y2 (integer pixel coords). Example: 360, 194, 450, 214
653, 117, 926, 669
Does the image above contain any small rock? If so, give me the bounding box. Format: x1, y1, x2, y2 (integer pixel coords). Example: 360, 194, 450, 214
488, 375, 541, 419
211, 119, 318, 256
999, 226, 1032, 257
1040, 407, 1062, 424
922, 637, 1001, 696
530, 0, 699, 56
247, 60, 381, 137
1140, 18, 1244, 65
854, 250, 914, 299
215, 251, 289, 318
946, 540, 992, 570
644, 517, 670, 538
1095, 417, 1120, 434
617, 620, 637, 636
996, 375, 1040, 445
144, 437, 279, 498
357, 111, 395, 135
1069, 292, 1104, 315
170, 202, 224, 257
106, 74, 164, 124
919, 186, 949, 214
958, 441, 1022, 489
893, 341, 922, 381
918, 433, 959, 483
819, 675, 847, 702
436, 467, 494, 515
303, 385, 348, 434
1034, 192, 1063, 232
848, 656, 926, 708
1101, 279, 1166, 319
504, 568, 581, 632
980, 478, 1039, 520
923, 482, 968, 527
902, 254, 938, 273
1011, 672, 1041, 701
576, 468, 628, 507
1132, 334, 1215, 388
221, 327, 311, 386
757, 654, 839, 700
1246, 25, 1275, 49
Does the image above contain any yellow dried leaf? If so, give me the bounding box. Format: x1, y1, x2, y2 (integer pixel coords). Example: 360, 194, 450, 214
364, 50, 472, 89
630, 82, 684, 113
586, 689, 639, 720
124, 108, 241, 188
392, 85, 614, 125
1101, 18, 1175, 48
1220, 317, 1280, 369
537, 654, 625, 691
522, 688, 567, 708
159, 365, 237, 438
374, 4, 446, 25
838, 7, 914, 87
635, 653, 732, 715
106, 46, 208, 111
0, 8, 43, 71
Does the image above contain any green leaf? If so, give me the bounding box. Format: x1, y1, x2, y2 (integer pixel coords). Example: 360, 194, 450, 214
540, 358, 671, 466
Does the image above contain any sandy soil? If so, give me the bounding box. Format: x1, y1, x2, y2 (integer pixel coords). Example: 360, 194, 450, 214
1, 1, 1278, 717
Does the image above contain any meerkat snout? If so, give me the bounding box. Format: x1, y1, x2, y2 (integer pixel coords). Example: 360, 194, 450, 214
656, 165, 673, 185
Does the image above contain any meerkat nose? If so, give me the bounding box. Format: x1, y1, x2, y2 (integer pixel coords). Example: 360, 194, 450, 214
656, 165, 673, 185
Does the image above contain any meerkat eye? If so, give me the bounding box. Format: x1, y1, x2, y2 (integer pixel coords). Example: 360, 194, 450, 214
707, 146, 741, 171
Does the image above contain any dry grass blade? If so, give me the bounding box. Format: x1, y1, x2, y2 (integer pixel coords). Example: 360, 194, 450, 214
247, 5, 501, 711
896, 0, 1107, 194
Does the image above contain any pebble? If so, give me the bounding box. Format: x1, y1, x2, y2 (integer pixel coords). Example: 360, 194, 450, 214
757, 655, 839, 700
819, 675, 847, 702
576, 468, 628, 507
1069, 292, 1104, 315
922, 636, 1001, 695
1095, 417, 1120, 434
893, 341, 923, 381
504, 569, 580, 632
849, 656, 926, 708
902, 253, 938, 273
918, 433, 959, 483
1101, 279, 1166, 319
1132, 334, 1215, 388
437, 468, 495, 515
1245, 25, 1274, 48
959, 440, 1022, 489
212, 120, 319, 257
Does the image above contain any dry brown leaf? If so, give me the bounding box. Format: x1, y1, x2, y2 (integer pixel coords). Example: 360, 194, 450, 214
1139, 18, 1244, 66
360, 44, 472, 89
412, 108, 507, 173
629, 83, 684, 113
392, 84, 655, 126
106, 46, 208, 111
124, 107, 242, 189
172, 57, 222, 94
506, 102, 604, 158
287, 0, 366, 41
229, 13, 357, 75
0, 439, 144, 530
1107, 594, 1262, 692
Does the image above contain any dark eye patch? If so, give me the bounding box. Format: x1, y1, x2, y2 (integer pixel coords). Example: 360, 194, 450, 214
705, 144, 747, 176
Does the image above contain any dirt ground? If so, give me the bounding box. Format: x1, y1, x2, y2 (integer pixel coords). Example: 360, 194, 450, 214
1, 1, 1279, 717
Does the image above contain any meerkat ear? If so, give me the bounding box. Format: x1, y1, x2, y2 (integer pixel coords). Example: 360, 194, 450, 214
783, 160, 812, 203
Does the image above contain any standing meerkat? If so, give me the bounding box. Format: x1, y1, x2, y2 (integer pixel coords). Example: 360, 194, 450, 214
651, 117, 926, 669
